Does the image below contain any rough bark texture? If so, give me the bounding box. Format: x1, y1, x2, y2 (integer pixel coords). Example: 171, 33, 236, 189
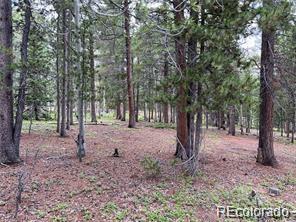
257, 0, 278, 166
173, 0, 187, 158
89, 31, 97, 123
0, 0, 18, 163
14, 0, 32, 156
186, 20, 197, 159
124, 0, 136, 128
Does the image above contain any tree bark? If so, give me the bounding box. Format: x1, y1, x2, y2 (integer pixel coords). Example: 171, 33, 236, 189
124, 0, 136, 128
74, 0, 85, 161
173, 0, 187, 158
257, 0, 278, 166
56, 13, 61, 133
163, 51, 169, 123
121, 100, 126, 121
0, 0, 18, 163
89, 30, 97, 123
116, 102, 122, 120
228, 105, 236, 136
135, 81, 140, 122
205, 111, 209, 129
66, 17, 72, 130
60, 9, 68, 137
144, 102, 147, 121
246, 108, 251, 134
291, 105, 295, 143
14, 0, 32, 156
239, 104, 244, 134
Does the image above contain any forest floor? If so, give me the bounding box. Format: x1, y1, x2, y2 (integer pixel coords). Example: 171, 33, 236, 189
0, 118, 296, 222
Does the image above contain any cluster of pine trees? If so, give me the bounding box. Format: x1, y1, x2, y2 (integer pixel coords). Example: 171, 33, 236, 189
0, 0, 295, 174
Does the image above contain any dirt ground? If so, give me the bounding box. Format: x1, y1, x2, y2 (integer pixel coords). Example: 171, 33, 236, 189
0, 120, 295, 222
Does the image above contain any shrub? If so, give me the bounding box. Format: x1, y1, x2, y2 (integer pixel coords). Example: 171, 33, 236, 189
140, 156, 161, 178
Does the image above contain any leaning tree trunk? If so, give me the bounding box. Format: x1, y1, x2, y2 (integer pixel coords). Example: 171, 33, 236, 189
89, 30, 97, 123
173, 0, 187, 158
14, 0, 31, 156
124, 0, 136, 128
0, 0, 18, 163
74, 0, 85, 161
257, 0, 278, 166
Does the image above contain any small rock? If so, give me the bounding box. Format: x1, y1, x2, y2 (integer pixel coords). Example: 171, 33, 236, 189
268, 187, 280, 196
0, 201, 6, 206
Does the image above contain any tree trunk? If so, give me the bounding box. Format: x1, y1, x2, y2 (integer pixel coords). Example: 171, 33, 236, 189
257, 0, 278, 166
60, 9, 68, 137
246, 108, 251, 134
171, 106, 176, 123
74, 0, 85, 161
144, 102, 147, 121
56, 13, 61, 133
13, 0, 31, 156
124, 0, 136, 128
116, 102, 122, 120
291, 106, 295, 144
280, 109, 284, 137
228, 105, 235, 136
173, 0, 187, 158
0, 0, 18, 163
89, 30, 97, 123
163, 51, 169, 123
121, 100, 126, 121
148, 105, 151, 122
286, 121, 290, 138
205, 111, 209, 129
70, 99, 74, 125
135, 82, 140, 122
217, 111, 225, 130
66, 15, 72, 130
239, 104, 244, 135
186, 7, 198, 160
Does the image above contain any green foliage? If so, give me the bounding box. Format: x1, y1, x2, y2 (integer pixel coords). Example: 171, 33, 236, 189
36, 210, 46, 219
82, 209, 93, 221
150, 122, 176, 129
140, 156, 161, 178
102, 202, 118, 214
50, 216, 67, 222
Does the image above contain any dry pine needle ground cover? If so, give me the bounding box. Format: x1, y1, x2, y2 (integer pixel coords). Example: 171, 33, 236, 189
0, 120, 295, 222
